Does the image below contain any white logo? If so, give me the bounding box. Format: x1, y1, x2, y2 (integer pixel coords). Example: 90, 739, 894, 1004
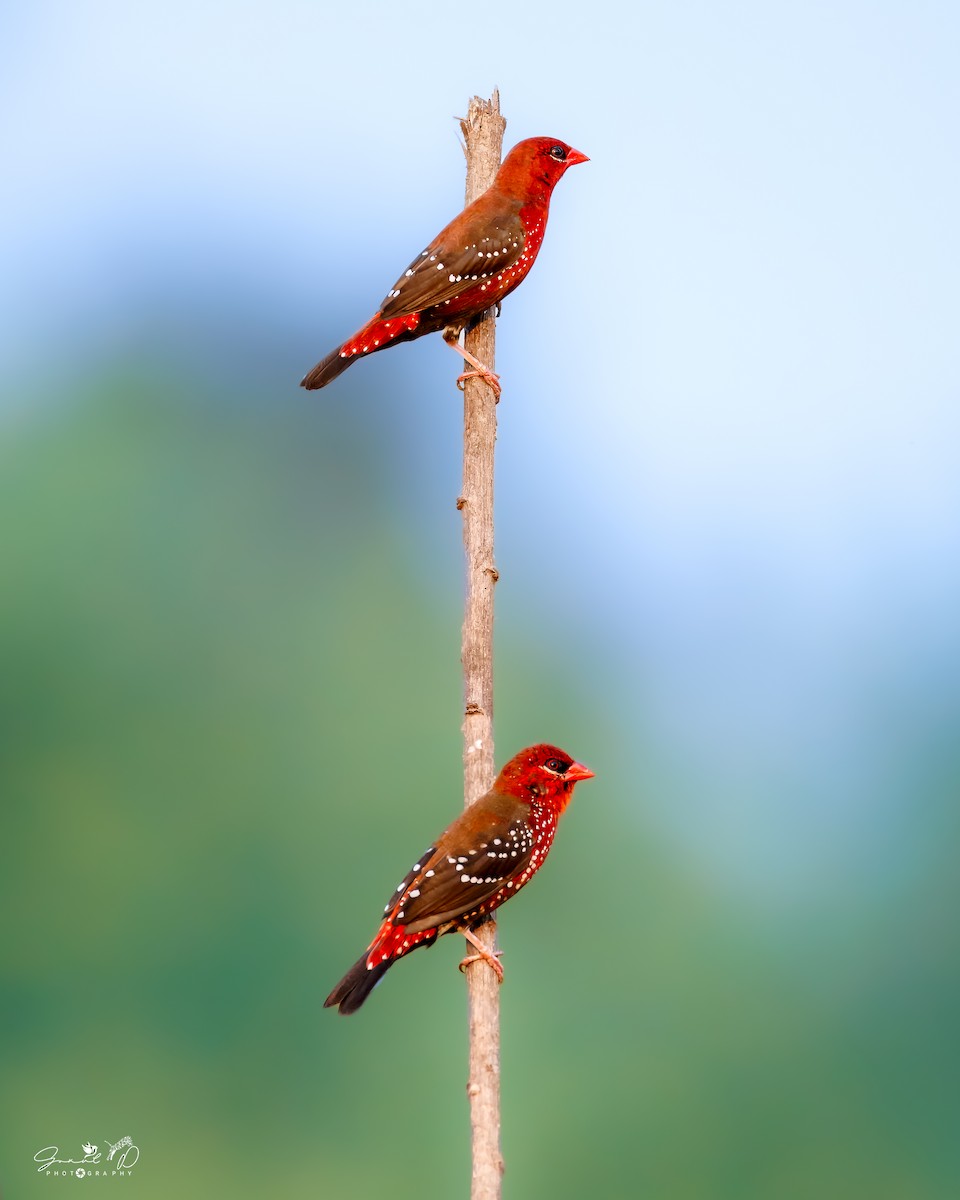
34, 1136, 140, 1178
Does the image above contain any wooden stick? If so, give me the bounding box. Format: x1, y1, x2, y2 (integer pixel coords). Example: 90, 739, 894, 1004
458, 90, 506, 1200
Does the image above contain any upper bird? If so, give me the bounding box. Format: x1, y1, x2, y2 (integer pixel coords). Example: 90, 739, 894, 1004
300, 137, 588, 396
324, 743, 595, 1015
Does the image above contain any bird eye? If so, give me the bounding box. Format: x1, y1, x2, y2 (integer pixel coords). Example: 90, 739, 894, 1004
544, 757, 571, 774
547, 145, 567, 161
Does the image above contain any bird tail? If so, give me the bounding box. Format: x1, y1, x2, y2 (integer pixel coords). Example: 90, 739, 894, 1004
300, 343, 356, 391
324, 952, 392, 1015
300, 311, 422, 391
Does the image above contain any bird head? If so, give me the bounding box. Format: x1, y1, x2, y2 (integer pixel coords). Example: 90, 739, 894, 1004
496, 743, 595, 811
497, 137, 589, 200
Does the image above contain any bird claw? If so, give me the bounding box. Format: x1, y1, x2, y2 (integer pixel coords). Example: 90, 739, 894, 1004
459, 924, 504, 982
445, 330, 502, 400
458, 948, 504, 983
456, 368, 502, 400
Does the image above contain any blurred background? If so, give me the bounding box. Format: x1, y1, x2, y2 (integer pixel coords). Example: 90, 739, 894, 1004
3, 1, 959, 1197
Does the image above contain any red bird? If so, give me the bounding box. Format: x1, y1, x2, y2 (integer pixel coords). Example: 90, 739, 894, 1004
324, 743, 595, 1014
301, 137, 588, 396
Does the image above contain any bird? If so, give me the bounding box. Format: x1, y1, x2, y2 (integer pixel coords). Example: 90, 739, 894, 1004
324, 743, 595, 1014
300, 137, 588, 396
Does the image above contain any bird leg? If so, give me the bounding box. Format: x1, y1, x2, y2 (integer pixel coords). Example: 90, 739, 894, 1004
443, 329, 502, 400
458, 926, 504, 983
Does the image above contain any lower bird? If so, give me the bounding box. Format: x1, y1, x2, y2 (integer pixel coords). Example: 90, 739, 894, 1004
301, 137, 588, 397
324, 743, 595, 1014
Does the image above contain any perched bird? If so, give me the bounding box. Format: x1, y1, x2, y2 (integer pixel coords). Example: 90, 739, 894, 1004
301, 137, 588, 396
324, 743, 595, 1014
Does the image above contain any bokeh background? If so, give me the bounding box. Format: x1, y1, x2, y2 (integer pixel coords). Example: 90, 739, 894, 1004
3, 2, 959, 1197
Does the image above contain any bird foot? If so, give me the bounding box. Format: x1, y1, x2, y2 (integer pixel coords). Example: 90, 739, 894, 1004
444, 330, 502, 400
458, 948, 504, 983
458, 927, 504, 982
456, 368, 502, 400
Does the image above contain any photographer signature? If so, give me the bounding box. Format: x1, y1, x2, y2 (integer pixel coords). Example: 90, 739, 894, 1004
34, 1137, 140, 1172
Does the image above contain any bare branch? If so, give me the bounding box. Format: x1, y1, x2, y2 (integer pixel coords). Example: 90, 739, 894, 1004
459, 90, 506, 1200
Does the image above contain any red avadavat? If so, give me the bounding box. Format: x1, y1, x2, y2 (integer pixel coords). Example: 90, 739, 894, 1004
324, 744, 594, 1014
301, 138, 588, 396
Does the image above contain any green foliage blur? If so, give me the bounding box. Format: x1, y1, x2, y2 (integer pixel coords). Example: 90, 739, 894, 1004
2, 365, 958, 1200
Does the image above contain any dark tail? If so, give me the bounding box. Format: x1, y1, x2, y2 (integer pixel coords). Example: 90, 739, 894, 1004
301, 310, 426, 391
324, 952, 392, 1015
300, 343, 355, 391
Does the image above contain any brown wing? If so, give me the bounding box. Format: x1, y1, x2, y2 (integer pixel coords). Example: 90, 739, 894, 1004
383, 792, 535, 934
378, 206, 526, 319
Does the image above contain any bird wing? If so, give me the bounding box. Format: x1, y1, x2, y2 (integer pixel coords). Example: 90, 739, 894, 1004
378, 210, 526, 319
383, 793, 535, 935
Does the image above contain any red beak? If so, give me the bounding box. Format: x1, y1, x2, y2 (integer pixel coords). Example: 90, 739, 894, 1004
565, 760, 595, 782
566, 147, 590, 167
